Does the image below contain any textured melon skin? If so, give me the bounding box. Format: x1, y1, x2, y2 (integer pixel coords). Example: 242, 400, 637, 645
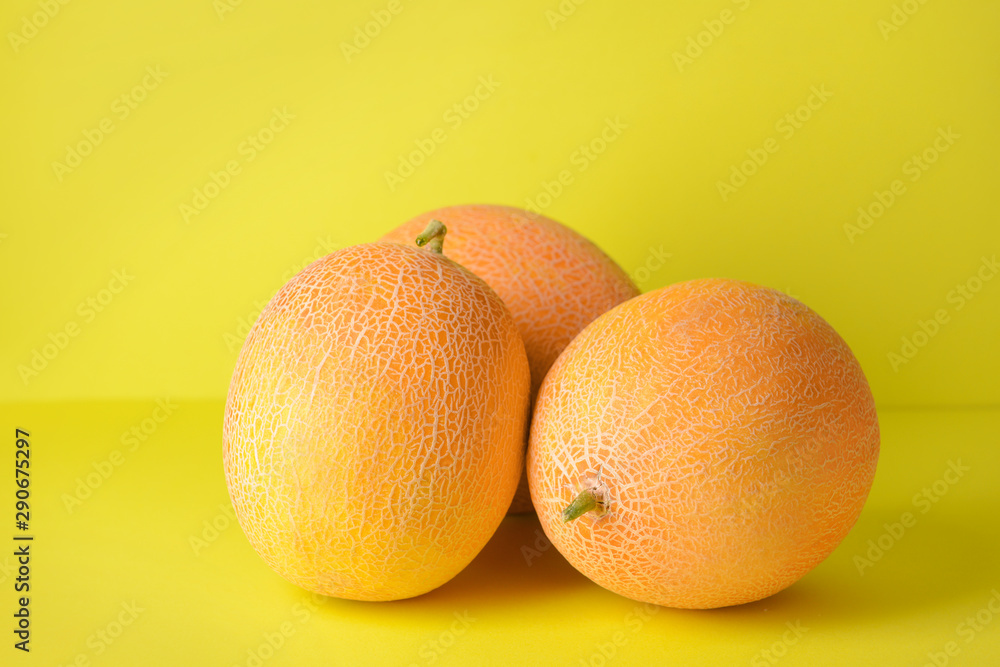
224, 243, 530, 601
381, 205, 639, 513
528, 279, 880, 609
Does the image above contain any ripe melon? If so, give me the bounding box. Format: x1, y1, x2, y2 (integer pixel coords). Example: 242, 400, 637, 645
528, 279, 879, 609
224, 223, 530, 601
381, 205, 638, 512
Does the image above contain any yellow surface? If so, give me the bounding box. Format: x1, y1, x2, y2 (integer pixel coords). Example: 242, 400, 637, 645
3, 0, 999, 665
1, 402, 996, 666
0, 0, 998, 406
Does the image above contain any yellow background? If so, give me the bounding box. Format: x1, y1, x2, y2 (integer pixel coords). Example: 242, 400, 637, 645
9, 403, 1000, 666
1, 0, 998, 406
1, 0, 998, 664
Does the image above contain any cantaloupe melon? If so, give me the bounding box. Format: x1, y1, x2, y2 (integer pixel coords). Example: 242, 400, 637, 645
528, 279, 879, 608
224, 223, 530, 600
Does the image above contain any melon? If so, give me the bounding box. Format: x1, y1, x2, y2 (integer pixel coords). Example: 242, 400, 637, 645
528, 279, 880, 608
224, 222, 530, 600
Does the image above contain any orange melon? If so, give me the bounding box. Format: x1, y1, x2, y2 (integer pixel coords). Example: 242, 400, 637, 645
224, 223, 530, 601
381, 205, 638, 512
528, 279, 879, 609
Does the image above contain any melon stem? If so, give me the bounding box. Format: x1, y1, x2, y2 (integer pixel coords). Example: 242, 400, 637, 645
562, 488, 600, 522
416, 219, 447, 254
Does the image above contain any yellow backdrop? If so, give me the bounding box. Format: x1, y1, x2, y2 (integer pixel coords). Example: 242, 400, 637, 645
2, 0, 997, 407
3, 2, 1000, 666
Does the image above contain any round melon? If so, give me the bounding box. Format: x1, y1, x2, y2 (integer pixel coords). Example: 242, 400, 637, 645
224, 230, 530, 601
528, 278, 880, 608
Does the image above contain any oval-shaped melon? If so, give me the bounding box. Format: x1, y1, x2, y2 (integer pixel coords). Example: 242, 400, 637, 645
528, 279, 879, 609
224, 239, 530, 601
381, 205, 639, 512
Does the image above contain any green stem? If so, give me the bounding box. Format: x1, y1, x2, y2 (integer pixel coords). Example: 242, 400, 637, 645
415, 219, 447, 254
562, 488, 601, 523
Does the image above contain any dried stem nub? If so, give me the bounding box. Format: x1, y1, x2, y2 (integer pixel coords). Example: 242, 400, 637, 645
562, 488, 601, 523
416, 219, 447, 254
